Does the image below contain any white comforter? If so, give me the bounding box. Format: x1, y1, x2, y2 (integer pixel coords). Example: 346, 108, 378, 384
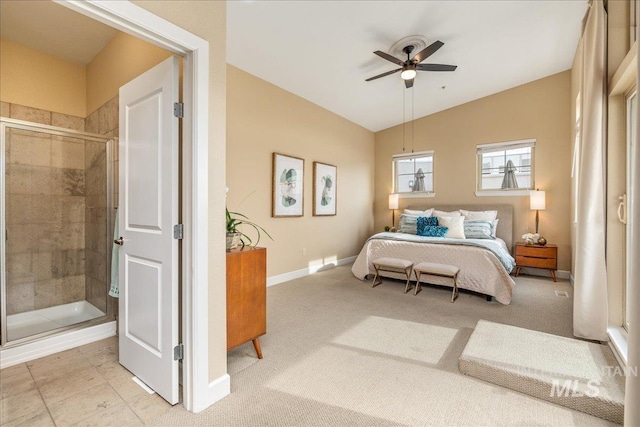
351, 233, 516, 304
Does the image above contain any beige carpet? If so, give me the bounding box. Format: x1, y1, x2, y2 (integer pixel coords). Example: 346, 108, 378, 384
460, 320, 624, 424
152, 266, 618, 426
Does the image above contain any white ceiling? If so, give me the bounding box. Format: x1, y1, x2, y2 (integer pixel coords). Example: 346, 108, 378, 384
1, 1, 587, 132
227, 1, 588, 132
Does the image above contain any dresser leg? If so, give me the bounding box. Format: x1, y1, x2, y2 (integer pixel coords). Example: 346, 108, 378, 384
515, 266, 521, 277
550, 270, 557, 282
252, 338, 263, 359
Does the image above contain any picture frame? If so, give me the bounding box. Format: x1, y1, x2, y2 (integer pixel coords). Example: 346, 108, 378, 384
313, 161, 337, 216
272, 152, 304, 217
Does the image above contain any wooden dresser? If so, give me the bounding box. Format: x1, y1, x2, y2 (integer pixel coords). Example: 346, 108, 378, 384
226, 246, 266, 359
514, 242, 558, 282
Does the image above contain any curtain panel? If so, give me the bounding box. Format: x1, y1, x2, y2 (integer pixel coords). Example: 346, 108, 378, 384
573, 0, 608, 341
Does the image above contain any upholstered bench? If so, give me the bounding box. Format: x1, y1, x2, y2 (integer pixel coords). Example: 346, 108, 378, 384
413, 262, 460, 302
371, 258, 414, 293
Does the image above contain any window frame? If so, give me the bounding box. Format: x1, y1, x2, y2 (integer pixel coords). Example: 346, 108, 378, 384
392, 150, 435, 197
475, 139, 536, 196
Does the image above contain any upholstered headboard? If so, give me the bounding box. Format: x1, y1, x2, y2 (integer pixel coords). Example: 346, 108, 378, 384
406, 204, 514, 253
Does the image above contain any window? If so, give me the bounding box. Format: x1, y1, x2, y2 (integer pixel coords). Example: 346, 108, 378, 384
393, 151, 434, 194
476, 139, 535, 192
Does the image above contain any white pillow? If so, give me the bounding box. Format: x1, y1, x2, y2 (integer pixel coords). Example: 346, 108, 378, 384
492, 219, 499, 237
432, 209, 461, 217
437, 216, 465, 239
460, 209, 498, 221
404, 208, 434, 216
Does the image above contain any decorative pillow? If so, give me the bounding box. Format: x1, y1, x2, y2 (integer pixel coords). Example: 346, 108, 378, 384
404, 208, 434, 216
464, 220, 495, 239
460, 209, 498, 221
418, 225, 449, 237
397, 214, 419, 234
437, 216, 465, 239
416, 216, 439, 235
492, 219, 500, 237
432, 209, 462, 217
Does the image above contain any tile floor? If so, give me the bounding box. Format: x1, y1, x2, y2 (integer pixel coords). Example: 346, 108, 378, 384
0, 336, 175, 426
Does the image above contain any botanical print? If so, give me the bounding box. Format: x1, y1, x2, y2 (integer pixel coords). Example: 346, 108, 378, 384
272, 153, 304, 217
313, 162, 337, 216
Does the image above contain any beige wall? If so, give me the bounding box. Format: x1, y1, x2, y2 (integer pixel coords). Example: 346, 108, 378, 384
132, 0, 228, 384
86, 32, 172, 115
0, 39, 86, 117
226, 65, 375, 277
374, 71, 573, 271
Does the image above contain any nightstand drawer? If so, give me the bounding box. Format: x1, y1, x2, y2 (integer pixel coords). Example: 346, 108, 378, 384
516, 245, 557, 258
516, 255, 557, 269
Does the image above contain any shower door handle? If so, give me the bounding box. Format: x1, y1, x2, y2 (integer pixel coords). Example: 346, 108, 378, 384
114, 237, 124, 246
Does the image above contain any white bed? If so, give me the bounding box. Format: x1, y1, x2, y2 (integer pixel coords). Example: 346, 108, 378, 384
351, 204, 516, 304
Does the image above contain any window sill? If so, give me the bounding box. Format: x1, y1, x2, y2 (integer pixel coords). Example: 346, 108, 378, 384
398, 192, 436, 199
607, 326, 628, 367
475, 190, 531, 197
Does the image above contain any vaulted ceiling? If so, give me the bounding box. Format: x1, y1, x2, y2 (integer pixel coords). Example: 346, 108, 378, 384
1, 1, 588, 133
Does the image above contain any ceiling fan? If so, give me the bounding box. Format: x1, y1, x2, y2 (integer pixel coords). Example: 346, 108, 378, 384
365, 40, 457, 88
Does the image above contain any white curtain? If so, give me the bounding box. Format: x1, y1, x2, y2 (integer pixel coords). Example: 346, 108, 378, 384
625, 4, 640, 424
573, 0, 608, 341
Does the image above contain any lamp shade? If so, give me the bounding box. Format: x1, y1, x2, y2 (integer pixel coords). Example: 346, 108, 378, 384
388, 194, 399, 210
530, 190, 546, 210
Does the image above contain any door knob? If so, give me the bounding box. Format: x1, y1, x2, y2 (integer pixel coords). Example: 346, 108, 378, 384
114, 237, 124, 246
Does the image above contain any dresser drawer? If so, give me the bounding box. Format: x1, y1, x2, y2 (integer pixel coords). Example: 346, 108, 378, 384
516, 245, 557, 258
516, 255, 557, 269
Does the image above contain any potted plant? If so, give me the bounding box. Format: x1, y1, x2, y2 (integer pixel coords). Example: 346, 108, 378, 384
226, 208, 273, 250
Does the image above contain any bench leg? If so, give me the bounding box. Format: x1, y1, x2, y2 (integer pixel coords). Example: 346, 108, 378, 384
451, 274, 459, 303
371, 265, 382, 288
414, 270, 422, 295
403, 266, 414, 294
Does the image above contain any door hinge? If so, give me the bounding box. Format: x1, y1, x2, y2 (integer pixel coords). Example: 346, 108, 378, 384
173, 224, 184, 240
174, 343, 184, 361
173, 102, 184, 118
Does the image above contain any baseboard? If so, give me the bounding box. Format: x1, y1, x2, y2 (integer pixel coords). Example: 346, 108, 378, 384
516, 268, 571, 281
201, 373, 230, 412
0, 321, 116, 368
267, 255, 357, 287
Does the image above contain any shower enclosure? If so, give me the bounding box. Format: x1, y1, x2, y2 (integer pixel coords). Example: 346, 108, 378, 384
0, 117, 115, 346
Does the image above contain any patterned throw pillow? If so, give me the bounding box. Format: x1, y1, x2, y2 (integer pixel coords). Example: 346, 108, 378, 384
419, 225, 449, 237
416, 216, 439, 235
397, 214, 419, 234
464, 220, 495, 239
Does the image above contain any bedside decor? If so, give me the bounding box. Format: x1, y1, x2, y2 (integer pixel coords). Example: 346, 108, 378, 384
389, 194, 399, 229
272, 152, 304, 217
313, 162, 337, 216
529, 189, 546, 234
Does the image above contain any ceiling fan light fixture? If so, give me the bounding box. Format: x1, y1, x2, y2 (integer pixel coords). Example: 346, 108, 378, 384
401, 67, 416, 80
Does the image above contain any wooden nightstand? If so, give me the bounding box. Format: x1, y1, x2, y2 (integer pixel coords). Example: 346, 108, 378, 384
514, 242, 558, 281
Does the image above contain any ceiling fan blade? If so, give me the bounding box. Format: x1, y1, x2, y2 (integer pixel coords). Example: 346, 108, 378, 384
412, 40, 444, 63
404, 78, 414, 89
373, 50, 404, 66
416, 63, 458, 72
365, 68, 401, 81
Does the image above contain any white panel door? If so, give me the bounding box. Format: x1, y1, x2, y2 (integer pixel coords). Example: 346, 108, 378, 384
118, 56, 179, 404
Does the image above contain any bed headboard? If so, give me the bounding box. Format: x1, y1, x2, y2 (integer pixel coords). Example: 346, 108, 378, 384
406, 203, 514, 253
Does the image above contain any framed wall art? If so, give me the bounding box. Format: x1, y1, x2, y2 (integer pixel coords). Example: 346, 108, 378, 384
313, 161, 337, 216
272, 153, 304, 217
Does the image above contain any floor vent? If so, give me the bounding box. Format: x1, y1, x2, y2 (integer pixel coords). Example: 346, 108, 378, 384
555, 290, 570, 297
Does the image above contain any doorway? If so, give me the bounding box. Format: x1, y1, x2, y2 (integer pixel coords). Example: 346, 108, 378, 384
0, 0, 214, 412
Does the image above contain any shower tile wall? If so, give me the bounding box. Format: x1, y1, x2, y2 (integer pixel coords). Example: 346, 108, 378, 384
84, 96, 118, 313
3, 103, 87, 315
